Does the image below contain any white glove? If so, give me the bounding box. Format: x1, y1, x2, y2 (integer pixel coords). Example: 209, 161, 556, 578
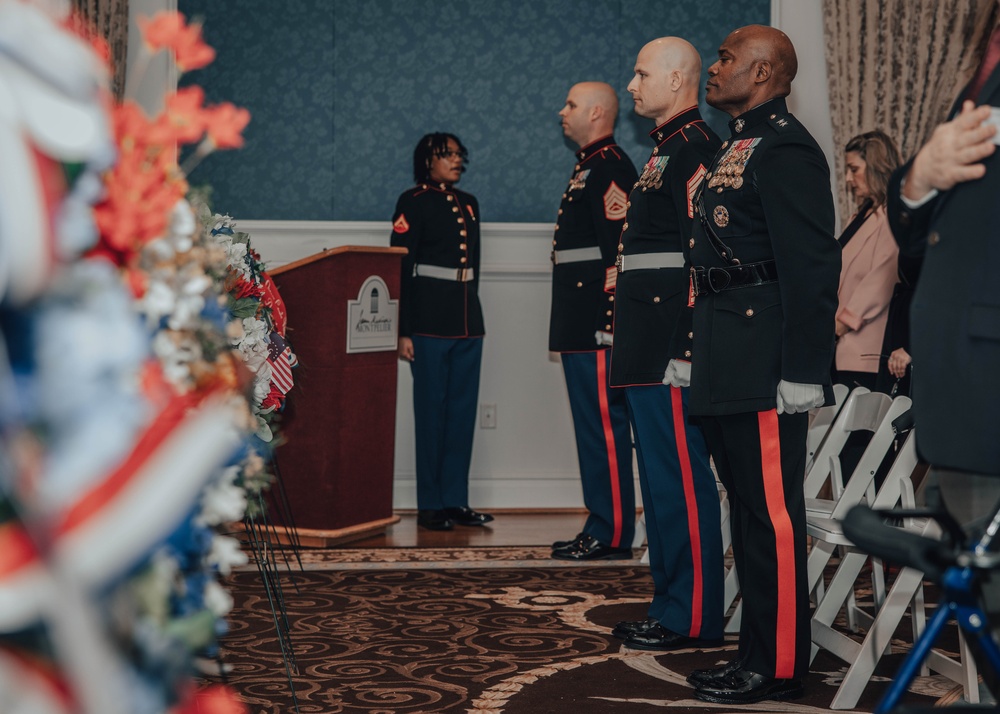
776, 379, 824, 414
662, 359, 691, 388
595, 330, 613, 346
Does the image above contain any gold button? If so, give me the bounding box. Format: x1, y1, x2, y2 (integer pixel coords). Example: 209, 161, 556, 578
558, 209, 563, 215
460, 257, 467, 264
653, 296, 661, 303
421, 184, 428, 189
653, 147, 659, 155
446, 195, 453, 201
552, 240, 558, 246
562, 193, 567, 198
746, 308, 754, 317
609, 295, 614, 302
928, 231, 940, 246
626, 201, 631, 208
459, 243, 467, 250
576, 281, 583, 287
575, 164, 581, 171
452, 206, 459, 213
555, 225, 560, 231
688, 331, 693, 339
457, 217, 464, 224
460, 230, 467, 237
568, 197, 573, 202
770, 114, 776, 119
605, 324, 612, 330
684, 350, 692, 357
623, 222, 629, 230
606, 310, 613, 316
689, 239, 695, 248
618, 243, 624, 251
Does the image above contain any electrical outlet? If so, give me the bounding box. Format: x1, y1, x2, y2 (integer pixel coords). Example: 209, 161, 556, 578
480, 403, 497, 429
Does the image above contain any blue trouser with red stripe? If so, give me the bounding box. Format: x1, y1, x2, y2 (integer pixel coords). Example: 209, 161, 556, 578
561, 350, 634, 548
410, 335, 483, 511
698, 410, 810, 680
625, 384, 723, 639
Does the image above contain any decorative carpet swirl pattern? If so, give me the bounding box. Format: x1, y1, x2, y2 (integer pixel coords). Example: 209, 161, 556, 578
208, 562, 953, 713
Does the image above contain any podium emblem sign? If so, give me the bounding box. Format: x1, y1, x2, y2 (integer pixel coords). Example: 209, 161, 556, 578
346, 275, 399, 353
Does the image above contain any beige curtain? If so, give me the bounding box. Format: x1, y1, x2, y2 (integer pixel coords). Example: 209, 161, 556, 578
71, 0, 130, 100
822, 0, 996, 217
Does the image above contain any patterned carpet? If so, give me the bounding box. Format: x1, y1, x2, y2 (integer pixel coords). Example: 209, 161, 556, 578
203, 548, 966, 713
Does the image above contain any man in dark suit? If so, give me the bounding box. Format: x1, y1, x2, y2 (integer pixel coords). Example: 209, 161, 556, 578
607, 37, 725, 653
549, 82, 639, 561
886, 15, 1000, 593
679, 26, 841, 704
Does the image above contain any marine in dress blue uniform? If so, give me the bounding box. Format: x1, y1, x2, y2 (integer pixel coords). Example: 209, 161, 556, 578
608, 38, 725, 652
390, 133, 493, 531
683, 27, 840, 705
549, 82, 637, 560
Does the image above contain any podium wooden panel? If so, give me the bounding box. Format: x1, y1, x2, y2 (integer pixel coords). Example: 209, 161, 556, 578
270, 246, 405, 546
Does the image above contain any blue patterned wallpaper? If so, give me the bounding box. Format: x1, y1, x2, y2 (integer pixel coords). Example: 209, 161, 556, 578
178, 0, 769, 222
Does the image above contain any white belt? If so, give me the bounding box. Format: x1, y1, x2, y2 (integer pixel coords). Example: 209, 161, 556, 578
616, 252, 686, 272
414, 264, 475, 282
552, 247, 602, 265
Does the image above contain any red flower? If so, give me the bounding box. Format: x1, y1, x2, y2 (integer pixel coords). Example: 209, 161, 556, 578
173, 23, 216, 72
203, 103, 250, 150
151, 87, 207, 145
137, 11, 215, 72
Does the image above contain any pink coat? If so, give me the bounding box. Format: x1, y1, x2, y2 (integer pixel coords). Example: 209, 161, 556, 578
835, 206, 899, 373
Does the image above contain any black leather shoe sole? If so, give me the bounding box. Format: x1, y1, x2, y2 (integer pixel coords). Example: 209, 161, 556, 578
625, 633, 724, 652
695, 679, 802, 704
443, 507, 494, 526
687, 659, 743, 687
551, 547, 632, 561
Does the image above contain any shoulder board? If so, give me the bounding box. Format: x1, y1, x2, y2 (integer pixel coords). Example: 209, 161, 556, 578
768, 114, 795, 132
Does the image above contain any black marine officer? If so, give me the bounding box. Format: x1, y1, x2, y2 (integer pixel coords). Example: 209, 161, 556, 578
682, 27, 840, 704
607, 38, 726, 653
390, 132, 494, 532
548, 82, 638, 560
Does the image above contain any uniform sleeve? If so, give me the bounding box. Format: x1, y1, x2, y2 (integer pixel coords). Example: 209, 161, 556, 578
837, 212, 899, 331
389, 191, 419, 337
667, 140, 711, 361
588, 158, 636, 336
756, 137, 841, 385
887, 160, 935, 259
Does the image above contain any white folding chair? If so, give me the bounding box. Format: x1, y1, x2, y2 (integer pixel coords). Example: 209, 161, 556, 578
806, 382, 850, 465
807, 413, 980, 709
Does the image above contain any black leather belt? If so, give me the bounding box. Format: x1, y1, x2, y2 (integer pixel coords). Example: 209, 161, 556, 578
690, 260, 778, 296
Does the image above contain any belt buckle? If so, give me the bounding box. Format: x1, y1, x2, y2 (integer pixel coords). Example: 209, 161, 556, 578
615, 254, 624, 273
457, 268, 469, 281
689, 266, 699, 297
707, 266, 731, 293
550, 250, 557, 265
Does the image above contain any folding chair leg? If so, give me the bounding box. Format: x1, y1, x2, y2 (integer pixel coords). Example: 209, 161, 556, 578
632, 512, 646, 549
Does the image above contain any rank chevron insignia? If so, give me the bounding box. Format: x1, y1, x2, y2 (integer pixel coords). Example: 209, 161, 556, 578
393, 214, 410, 233
603, 182, 627, 221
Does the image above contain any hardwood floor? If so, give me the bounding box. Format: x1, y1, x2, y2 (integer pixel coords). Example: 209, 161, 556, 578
347, 510, 595, 548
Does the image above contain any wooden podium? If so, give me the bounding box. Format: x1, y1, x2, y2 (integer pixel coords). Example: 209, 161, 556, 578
269, 246, 406, 546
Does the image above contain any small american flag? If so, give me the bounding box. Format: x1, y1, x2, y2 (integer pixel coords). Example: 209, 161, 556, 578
267, 333, 296, 395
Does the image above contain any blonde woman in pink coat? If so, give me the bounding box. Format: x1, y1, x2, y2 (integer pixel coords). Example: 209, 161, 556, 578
833, 130, 903, 391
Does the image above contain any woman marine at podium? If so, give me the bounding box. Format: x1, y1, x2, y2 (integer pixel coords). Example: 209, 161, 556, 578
390, 132, 494, 531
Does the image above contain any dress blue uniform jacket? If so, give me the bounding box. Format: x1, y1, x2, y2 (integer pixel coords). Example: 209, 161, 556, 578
390, 182, 484, 338
610, 107, 720, 386
688, 97, 840, 416
549, 135, 637, 351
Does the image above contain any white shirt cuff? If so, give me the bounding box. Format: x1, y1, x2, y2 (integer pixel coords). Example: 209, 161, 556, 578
899, 179, 938, 208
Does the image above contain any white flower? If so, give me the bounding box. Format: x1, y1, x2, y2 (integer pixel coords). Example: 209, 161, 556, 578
206, 535, 248, 577
196, 466, 248, 526
203, 580, 234, 617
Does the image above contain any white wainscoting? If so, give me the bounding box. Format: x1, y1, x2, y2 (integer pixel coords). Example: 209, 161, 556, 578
240, 219, 642, 510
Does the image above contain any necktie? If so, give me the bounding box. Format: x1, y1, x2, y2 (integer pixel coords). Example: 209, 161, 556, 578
967, 23, 1000, 102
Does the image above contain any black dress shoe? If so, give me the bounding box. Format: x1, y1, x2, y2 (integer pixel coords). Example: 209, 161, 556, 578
417, 509, 454, 531
624, 624, 723, 652
694, 666, 802, 704
552, 531, 585, 549
611, 617, 659, 640
443, 506, 494, 526
686, 657, 744, 687
551, 535, 632, 561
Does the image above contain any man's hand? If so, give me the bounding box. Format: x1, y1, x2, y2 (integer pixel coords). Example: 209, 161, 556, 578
905, 101, 997, 200
398, 337, 414, 362
888, 348, 911, 379
776, 380, 824, 414
662, 359, 691, 388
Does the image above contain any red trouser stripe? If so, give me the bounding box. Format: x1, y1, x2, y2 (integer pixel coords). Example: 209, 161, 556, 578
670, 386, 703, 637
758, 409, 797, 678
596, 354, 623, 547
